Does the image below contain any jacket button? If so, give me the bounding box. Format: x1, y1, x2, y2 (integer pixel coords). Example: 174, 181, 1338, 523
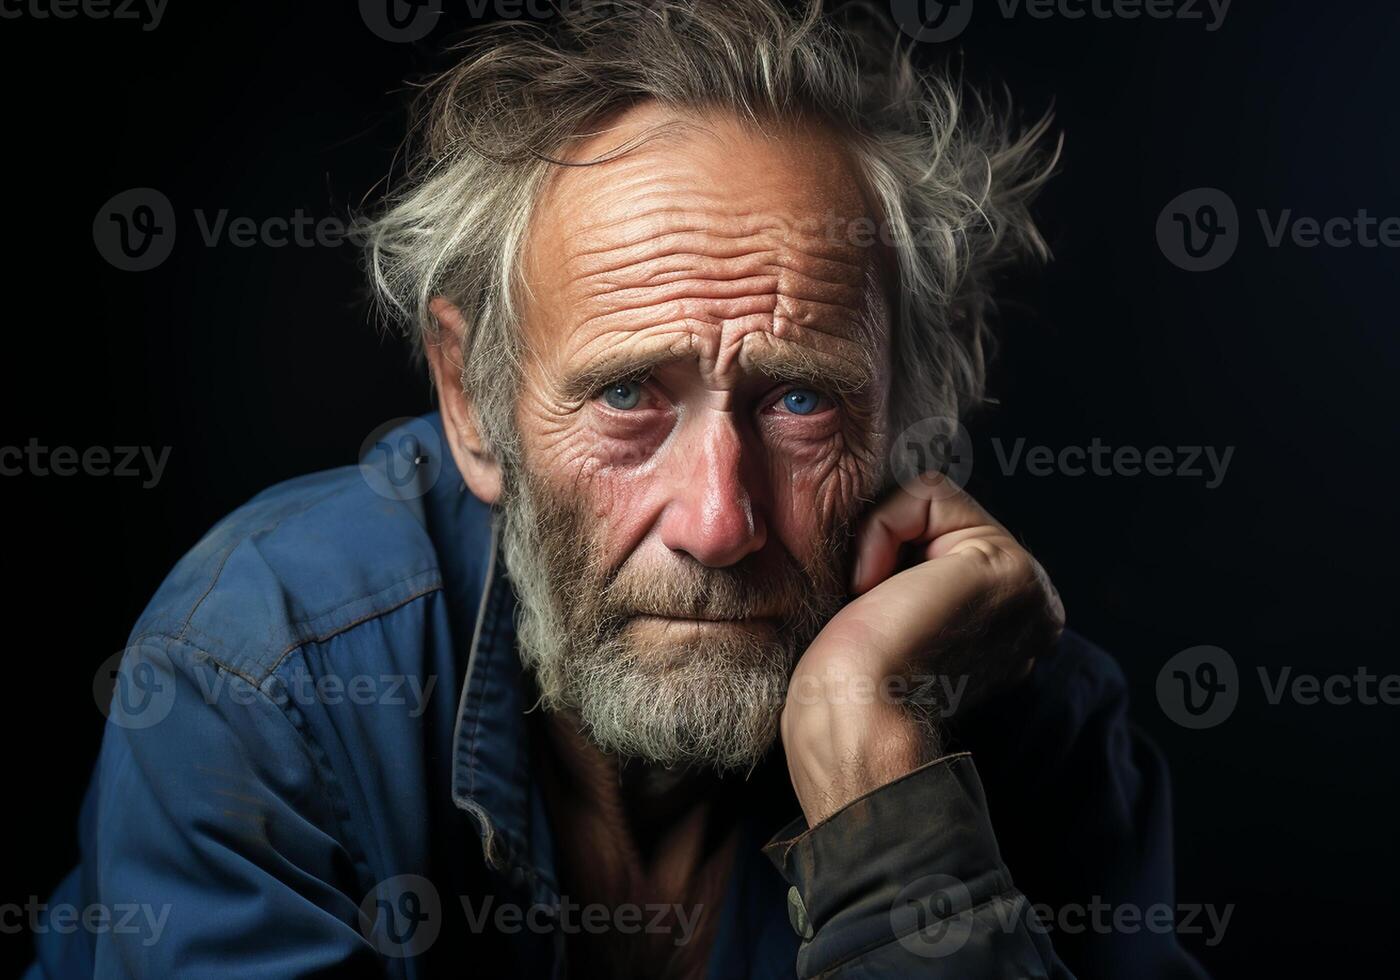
786, 886, 813, 940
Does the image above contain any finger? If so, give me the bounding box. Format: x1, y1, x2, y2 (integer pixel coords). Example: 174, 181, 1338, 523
851, 474, 1004, 594
820, 548, 1005, 674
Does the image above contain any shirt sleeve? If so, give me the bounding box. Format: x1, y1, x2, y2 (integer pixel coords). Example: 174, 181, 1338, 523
28, 634, 387, 979
762, 752, 1074, 978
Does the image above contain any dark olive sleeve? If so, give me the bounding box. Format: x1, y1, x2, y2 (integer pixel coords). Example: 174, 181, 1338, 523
762, 753, 1074, 978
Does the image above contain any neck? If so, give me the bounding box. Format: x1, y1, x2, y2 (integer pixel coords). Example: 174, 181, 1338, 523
536, 709, 729, 861
532, 709, 745, 978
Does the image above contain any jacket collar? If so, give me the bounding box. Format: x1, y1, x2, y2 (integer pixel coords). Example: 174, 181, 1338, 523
448, 514, 563, 909
399, 411, 560, 908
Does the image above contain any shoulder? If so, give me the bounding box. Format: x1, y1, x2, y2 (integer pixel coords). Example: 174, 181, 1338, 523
129, 437, 468, 684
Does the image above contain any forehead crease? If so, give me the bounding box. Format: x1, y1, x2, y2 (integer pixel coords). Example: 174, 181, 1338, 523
565, 196, 859, 247
575, 270, 865, 323
565, 190, 797, 239
563, 214, 867, 284
571, 290, 870, 354
528, 112, 883, 393
561, 213, 872, 337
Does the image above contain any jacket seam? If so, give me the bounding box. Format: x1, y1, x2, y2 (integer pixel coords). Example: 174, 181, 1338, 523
260, 580, 445, 681
133, 577, 443, 688
171, 482, 357, 645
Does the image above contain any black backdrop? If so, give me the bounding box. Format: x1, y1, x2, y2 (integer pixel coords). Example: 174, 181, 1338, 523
3, 1, 1397, 975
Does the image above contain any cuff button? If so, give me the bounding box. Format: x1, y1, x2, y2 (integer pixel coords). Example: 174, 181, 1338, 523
786, 886, 814, 940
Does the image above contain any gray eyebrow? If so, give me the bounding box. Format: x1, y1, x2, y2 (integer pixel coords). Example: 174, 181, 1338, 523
557, 339, 873, 403
558, 348, 691, 402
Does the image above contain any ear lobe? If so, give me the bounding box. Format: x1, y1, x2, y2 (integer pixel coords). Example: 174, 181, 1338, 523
426, 297, 503, 505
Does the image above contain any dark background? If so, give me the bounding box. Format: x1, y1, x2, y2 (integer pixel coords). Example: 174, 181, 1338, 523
3, 0, 1397, 974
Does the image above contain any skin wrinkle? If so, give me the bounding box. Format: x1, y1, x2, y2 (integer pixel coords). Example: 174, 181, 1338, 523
490, 103, 898, 786
568, 270, 866, 338
515, 107, 886, 571
571, 214, 867, 284
579, 275, 864, 324
523, 137, 885, 513
568, 216, 868, 315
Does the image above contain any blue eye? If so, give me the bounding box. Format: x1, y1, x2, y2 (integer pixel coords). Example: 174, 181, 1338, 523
780, 388, 824, 415
601, 380, 643, 410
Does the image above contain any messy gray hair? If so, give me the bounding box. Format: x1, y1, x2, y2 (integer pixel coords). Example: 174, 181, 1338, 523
357, 0, 1056, 473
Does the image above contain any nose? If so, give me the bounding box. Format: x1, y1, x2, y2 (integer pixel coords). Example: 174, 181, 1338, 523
656, 415, 767, 567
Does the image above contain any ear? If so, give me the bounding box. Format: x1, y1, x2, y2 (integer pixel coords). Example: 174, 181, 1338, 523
426, 297, 502, 505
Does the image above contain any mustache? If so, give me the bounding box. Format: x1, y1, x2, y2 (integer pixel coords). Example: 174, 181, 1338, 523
592, 544, 851, 637
603, 558, 803, 622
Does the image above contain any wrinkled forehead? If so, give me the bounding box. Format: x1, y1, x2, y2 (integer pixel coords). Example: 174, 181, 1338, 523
519, 103, 889, 386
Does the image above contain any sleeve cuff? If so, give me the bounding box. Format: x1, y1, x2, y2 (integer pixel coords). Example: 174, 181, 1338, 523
761, 752, 1019, 974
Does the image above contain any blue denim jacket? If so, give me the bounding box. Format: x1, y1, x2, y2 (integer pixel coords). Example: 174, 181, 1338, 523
29, 413, 1207, 978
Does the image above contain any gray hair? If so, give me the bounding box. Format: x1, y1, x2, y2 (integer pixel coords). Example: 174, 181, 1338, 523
356, 0, 1057, 472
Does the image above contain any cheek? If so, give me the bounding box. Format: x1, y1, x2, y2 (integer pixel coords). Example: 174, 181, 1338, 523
517, 399, 662, 565
763, 390, 887, 564
767, 434, 872, 564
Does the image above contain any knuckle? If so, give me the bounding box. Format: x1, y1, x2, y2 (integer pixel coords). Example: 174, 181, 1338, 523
968, 537, 1035, 588
999, 546, 1036, 585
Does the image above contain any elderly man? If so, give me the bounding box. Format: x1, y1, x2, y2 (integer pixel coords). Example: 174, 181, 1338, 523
32, 1, 1206, 977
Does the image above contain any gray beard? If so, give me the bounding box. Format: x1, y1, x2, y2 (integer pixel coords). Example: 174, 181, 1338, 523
498, 465, 849, 774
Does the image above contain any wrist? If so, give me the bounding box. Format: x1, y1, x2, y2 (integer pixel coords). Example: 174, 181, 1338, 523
781, 699, 937, 825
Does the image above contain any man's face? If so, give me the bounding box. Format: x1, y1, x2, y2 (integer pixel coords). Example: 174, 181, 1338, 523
499, 103, 891, 770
